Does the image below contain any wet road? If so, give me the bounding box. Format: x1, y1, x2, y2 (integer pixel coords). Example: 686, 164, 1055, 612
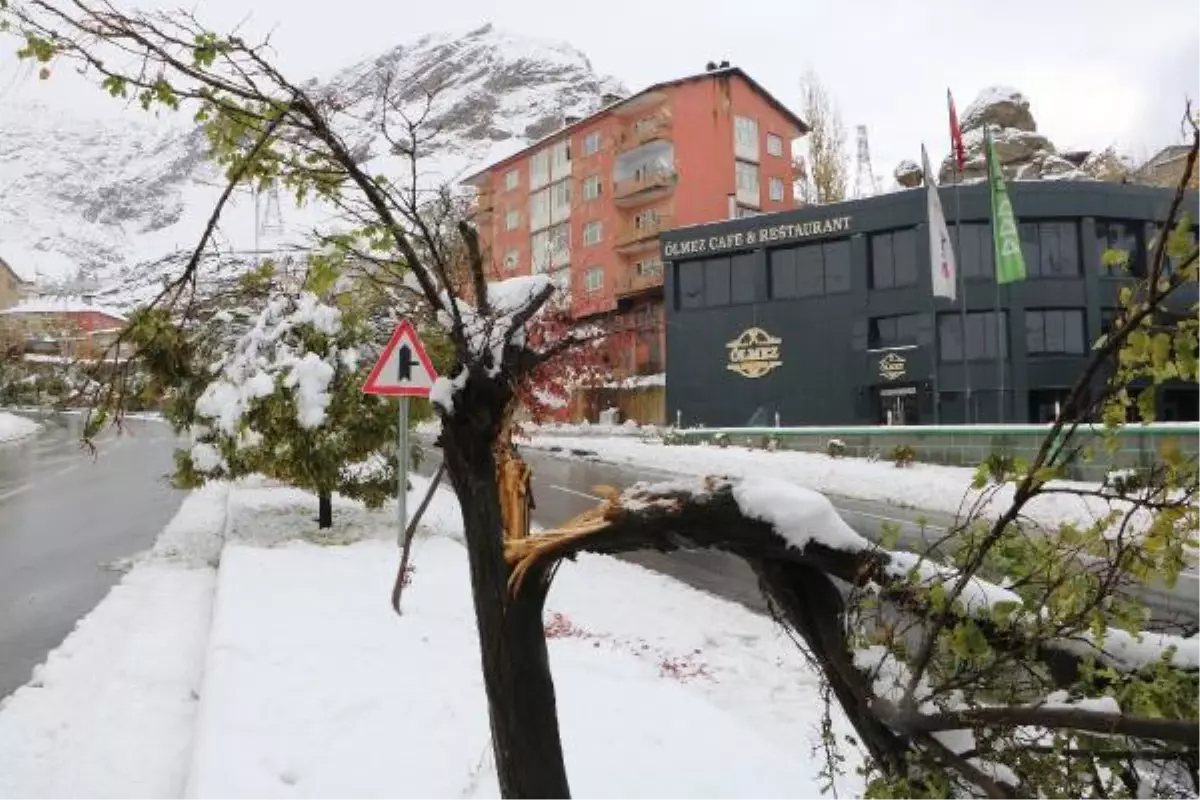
0, 413, 184, 697
415, 439, 1199, 628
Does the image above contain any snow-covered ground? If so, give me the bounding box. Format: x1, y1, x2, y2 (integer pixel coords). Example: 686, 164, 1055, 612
0, 410, 42, 443
0, 474, 859, 798
517, 433, 1156, 532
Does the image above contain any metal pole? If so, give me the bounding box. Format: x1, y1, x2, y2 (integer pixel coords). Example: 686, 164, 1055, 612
995, 278, 1005, 423
952, 165, 971, 423
397, 397, 409, 545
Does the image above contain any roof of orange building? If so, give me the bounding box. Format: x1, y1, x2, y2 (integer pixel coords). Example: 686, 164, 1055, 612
461, 66, 808, 187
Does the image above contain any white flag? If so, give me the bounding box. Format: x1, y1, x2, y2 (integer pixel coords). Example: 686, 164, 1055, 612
922, 144, 957, 302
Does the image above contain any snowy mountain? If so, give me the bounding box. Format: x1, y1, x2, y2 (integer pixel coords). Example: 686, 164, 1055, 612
0, 24, 625, 307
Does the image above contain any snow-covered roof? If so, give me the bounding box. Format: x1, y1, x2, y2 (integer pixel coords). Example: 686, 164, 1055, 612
0, 295, 128, 322
460, 66, 809, 186
0, 255, 34, 284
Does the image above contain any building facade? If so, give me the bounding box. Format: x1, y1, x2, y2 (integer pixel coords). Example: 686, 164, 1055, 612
0, 256, 34, 310
660, 181, 1199, 428
462, 66, 807, 378
0, 295, 130, 360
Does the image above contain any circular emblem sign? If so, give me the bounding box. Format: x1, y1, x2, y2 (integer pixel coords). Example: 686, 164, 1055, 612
878, 352, 907, 381
726, 327, 783, 379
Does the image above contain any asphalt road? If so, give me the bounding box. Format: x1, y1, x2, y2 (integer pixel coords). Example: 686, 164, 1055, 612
0, 413, 184, 698
414, 438, 1199, 629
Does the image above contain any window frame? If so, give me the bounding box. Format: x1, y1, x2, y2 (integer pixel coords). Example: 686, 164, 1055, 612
503, 169, 519, 191
584, 266, 604, 292
583, 220, 603, 246
766, 133, 783, 157
582, 175, 602, 201
1025, 308, 1086, 355
768, 176, 785, 202
504, 208, 520, 231
582, 131, 601, 157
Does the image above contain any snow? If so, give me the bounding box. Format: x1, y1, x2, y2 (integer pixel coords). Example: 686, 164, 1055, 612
0, 294, 128, 321
430, 367, 469, 414
283, 352, 335, 428
962, 86, 1027, 121
0, 410, 42, 443
885, 551, 1023, 615
1042, 690, 1121, 715
517, 434, 1175, 534
190, 441, 226, 473
733, 477, 871, 553
0, 472, 863, 798
1054, 627, 1200, 672
0, 485, 227, 797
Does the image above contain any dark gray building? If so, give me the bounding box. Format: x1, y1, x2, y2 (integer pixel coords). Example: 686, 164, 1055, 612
660, 181, 1198, 427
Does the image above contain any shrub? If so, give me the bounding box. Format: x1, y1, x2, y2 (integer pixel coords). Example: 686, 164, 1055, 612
713, 432, 731, 449
826, 438, 847, 458
889, 443, 917, 467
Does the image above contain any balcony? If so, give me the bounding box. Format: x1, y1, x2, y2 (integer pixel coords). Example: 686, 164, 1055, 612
614, 261, 665, 298
613, 169, 677, 208
614, 215, 673, 251
618, 113, 672, 150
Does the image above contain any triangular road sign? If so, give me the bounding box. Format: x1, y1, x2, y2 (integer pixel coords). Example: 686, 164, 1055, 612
362, 319, 439, 397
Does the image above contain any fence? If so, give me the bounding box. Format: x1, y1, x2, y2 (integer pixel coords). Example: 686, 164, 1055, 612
668, 422, 1200, 483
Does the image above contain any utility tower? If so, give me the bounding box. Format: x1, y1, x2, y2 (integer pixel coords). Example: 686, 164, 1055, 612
252, 183, 284, 268
853, 124, 881, 199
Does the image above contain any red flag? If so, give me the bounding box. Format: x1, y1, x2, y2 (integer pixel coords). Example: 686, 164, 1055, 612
947, 89, 966, 174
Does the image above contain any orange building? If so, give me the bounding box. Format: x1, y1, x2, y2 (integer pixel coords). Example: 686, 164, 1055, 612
462, 65, 808, 379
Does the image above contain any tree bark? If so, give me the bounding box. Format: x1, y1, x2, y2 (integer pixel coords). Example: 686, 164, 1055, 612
439, 375, 570, 799
318, 490, 333, 529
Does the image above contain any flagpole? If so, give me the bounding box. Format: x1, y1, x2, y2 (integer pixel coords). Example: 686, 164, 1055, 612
947, 89, 972, 424
985, 128, 1006, 424
952, 160, 971, 424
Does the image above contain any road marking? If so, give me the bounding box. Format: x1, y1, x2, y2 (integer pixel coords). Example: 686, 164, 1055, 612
547, 484, 603, 502
836, 507, 948, 533
0, 483, 33, 502
54, 464, 79, 477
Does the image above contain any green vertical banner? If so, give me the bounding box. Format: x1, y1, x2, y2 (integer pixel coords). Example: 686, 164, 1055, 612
985, 130, 1027, 284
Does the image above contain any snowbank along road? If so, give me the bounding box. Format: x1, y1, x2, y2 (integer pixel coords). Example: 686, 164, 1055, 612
0, 414, 185, 698
414, 438, 1199, 629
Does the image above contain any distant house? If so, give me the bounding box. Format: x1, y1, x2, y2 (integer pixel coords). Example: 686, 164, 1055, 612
1134, 145, 1197, 189
0, 294, 132, 362
0, 256, 35, 311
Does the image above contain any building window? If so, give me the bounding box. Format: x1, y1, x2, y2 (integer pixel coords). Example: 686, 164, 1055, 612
869, 314, 923, 350
634, 208, 661, 230
583, 220, 603, 246
1019, 221, 1080, 277
636, 257, 663, 277
1025, 308, 1085, 354
950, 223, 995, 279
735, 161, 759, 198
582, 131, 601, 157
505, 208, 520, 231
1095, 219, 1146, 277
734, 116, 759, 161
704, 258, 732, 306
530, 150, 550, 190
504, 169, 519, 191
585, 267, 604, 292
735, 206, 760, 219
583, 175, 602, 201
678, 261, 706, 309
1148, 223, 1200, 274
870, 228, 918, 289
676, 255, 762, 310
938, 311, 1009, 361
766, 133, 783, 157
769, 176, 785, 202
503, 249, 519, 271
550, 179, 571, 217
769, 239, 850, 298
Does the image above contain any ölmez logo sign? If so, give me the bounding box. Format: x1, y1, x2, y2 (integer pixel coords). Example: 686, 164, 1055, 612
725, 327, 782, 379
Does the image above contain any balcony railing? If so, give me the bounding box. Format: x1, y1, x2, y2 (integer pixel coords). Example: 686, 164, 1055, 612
614, 215, 673, 249
618, 113, 672, 149
615, 261, 665, 297
612, 169, 677, 202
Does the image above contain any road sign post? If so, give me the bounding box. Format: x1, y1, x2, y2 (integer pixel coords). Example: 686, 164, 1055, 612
362, 320, 439, 548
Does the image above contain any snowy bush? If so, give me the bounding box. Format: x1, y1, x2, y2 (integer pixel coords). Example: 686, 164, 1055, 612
128, 282, 425, 528
826, 438, 846, 458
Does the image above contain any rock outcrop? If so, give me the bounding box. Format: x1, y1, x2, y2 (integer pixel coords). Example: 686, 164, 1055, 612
930, 86, 1115, 185
893, 159, 922, 188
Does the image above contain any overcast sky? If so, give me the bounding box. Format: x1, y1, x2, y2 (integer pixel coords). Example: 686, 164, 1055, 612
3, 0, 1197, 181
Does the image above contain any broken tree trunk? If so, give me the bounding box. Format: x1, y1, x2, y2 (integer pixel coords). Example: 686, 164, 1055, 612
438, 372, 570, 799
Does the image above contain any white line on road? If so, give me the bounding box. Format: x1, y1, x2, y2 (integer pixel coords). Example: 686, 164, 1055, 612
0, 483, 33, 502
547, 484, 603, 501
839, 507, 948, 533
